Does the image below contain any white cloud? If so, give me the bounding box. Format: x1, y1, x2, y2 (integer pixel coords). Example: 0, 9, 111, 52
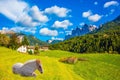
10, 26, 37, 34
51, 37, 64, 41
82, 10, 92, 18
45, 5, 71, 17
104, 1, 119, 8
30, 6, 49, 23
82, 10, 102, 22
65, 30, 72, 35
0, 27, 9, 34
2, 27, 9, 31
94, 2, 98, 5
0, 0, 28, 22
0, 26, 36, 34
0, 0, 49, 27
52, 20, 73, 29
40, 28, 58, 36
88, 14, 102, 22
17, 13, 39, 27
79, 22, 85, 26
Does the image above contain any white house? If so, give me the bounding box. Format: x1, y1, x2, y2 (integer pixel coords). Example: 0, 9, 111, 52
17, 46, 34, 53
40, 46, 49, 51
17, 46, 27, 53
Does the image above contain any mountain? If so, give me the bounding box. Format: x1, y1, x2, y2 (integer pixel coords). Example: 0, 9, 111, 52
65, 24, 97, 40
26, 35, 48, 46
91, 15, 120, 34
113, 15, 120, 23
49, 15, 120, 54
47, 39, 63, 44
12, 33, 48, 46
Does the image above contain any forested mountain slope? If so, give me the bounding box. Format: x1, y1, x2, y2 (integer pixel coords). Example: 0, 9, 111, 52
49, 15, 120, 53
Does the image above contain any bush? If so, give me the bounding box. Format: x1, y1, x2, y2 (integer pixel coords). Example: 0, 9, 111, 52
34, 45, 40, 55
28, 50, 33, 55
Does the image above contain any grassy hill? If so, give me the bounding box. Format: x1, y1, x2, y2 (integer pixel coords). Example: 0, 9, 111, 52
0, 47, 120, 80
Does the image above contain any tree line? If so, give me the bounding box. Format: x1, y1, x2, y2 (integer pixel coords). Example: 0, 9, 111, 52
0, 33, 40, 54
0, 34, 29, 50
49, 31, 120, 54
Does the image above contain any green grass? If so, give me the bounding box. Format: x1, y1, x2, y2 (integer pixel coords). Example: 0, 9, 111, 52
0, 47, 120, 80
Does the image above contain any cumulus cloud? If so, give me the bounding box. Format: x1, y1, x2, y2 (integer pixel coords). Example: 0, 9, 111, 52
82, 10, 92, 18
30, 6, 49, 23
0, 0, 28, 21
0, 26, 36, 34
104, 1, 119, 8
17, 13, 39, 27
10, 26, 37, 34
82, 10, 102, 22
88, 14, 102, 22
52, 20, 73, 29
45, 5, 71, 17
0, 0, 49, 27
39, 28, 58, 36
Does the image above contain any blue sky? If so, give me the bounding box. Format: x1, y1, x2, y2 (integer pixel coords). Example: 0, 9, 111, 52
0, 0, 120, 41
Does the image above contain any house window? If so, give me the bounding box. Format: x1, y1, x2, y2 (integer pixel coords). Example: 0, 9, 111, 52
23, 49, 26, 51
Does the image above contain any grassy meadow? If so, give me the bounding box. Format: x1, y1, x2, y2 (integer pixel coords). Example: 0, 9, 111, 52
0, 47, 120, 80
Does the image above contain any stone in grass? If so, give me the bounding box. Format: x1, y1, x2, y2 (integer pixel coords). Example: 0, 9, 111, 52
59, 56, 78, 64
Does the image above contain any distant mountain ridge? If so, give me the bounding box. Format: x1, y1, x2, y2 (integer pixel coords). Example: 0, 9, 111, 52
65, 24, 97, 40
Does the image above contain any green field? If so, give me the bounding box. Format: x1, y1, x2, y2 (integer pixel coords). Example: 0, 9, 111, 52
0, 47, 120, 80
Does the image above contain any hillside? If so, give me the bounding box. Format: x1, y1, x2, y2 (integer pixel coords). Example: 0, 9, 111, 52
92, 15, 120, 34
16, 33, 48, 46
0, 47, 120, 80
26, 35, 48, 46
49, 15, 120, 53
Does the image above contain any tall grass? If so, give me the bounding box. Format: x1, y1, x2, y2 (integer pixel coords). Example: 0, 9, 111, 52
0, 47, 120, 80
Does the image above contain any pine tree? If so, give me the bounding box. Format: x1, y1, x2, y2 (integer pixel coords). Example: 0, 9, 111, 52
22, 36, 29, 46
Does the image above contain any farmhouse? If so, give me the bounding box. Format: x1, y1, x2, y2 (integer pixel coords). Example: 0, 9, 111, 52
17, 46, 34, 53
17, 45, 49, 53
17, 46, 27, 53
40, 46, 49, 51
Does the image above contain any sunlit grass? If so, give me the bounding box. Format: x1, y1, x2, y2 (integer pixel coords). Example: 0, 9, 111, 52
0, 47, 120, 80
